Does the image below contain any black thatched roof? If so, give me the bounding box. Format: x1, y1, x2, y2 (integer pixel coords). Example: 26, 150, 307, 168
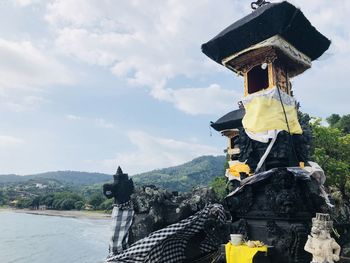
201, 1, 330, 65
211, 109, 245, 131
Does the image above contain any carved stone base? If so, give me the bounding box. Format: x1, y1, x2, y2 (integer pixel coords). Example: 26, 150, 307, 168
226, 168, 329, 263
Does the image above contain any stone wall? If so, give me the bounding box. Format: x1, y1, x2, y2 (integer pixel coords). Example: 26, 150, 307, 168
129, 185, 219, 243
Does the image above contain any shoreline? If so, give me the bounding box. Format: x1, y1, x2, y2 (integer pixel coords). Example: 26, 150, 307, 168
0, 207, 111, 220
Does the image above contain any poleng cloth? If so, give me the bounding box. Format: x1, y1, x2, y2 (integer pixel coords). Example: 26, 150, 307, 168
242, 87, 302, 136
109, 204, 134, 255
225, 243, 268, 263
106, 204, 226, 263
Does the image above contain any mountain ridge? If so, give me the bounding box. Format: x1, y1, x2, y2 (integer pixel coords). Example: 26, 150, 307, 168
132, 155, 225, 192
0, 155, 226, 191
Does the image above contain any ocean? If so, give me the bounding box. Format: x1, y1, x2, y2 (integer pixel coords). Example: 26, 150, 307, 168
0, 211, 111, 263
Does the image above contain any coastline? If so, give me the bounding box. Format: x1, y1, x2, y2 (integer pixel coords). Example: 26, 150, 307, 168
0, 207, 111, 220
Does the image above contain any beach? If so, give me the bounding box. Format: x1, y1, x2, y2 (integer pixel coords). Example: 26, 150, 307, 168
0, 207, 111, 219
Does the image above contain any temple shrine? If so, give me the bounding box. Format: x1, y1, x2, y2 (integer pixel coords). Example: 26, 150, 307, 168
203, 1, 342, 263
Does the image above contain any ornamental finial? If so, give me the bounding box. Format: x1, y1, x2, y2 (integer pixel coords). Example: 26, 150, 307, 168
251, 0, 270, 10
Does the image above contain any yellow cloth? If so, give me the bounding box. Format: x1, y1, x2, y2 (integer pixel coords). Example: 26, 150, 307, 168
242, 88, 302, 134
228, 163, 250, 177
225, 243, 268, 263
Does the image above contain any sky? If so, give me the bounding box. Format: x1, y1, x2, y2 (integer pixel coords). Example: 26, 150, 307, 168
0, 0, 349, 175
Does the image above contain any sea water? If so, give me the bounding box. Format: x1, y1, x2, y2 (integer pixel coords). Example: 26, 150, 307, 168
0, 211, 111, 263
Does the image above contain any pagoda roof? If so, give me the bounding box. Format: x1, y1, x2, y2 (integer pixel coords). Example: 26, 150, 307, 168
201, 1, 330, 65
211, 108, 245, 132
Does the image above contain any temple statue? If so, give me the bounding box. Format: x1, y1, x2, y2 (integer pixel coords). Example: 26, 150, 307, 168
103, 166, 134, 256
304, 213, 341, 263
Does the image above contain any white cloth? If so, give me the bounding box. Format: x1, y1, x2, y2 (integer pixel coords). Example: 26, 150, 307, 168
245, 129, 282, 143
304, 161, 326, 185
304, 162, 333, 207
255, 130, 280, 173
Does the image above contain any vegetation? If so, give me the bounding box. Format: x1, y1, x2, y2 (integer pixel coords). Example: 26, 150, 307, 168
132, 156, 226, 192
210, 176, 227, 201
312, 114, 350, 199
211, 154, 230, 201
0, 189, 8, 206
0, 156, 227, 211
326, 114, 350, 134
0, 180, 112, 212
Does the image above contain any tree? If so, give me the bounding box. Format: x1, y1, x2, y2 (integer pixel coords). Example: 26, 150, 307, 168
89, 193, 105, 209
59, 199, 75, 210
326, 114, 341, 127
41, 194, 54, 208
311, 118, 350, 199
210, 176, 227, 201
16, 197, 34, 208
326, 114, 350, 134
0, 190, 8, 206
338, 115, 350, 134
31, 196, 40, 209
99, 198, 114, 211
51, 192, 85, 210
74, 201, 85, 210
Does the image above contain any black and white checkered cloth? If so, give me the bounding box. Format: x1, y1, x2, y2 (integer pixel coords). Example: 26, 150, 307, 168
106, 203, 225, 263
109, 202, 135, 255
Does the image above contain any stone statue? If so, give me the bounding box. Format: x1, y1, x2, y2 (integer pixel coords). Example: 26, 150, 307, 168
103, 166, 134, 205
304, 213, 341, 263
103, 166, 135, 255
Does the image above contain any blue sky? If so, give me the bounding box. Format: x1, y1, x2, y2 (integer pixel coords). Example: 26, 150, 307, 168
0, 0, 349, 175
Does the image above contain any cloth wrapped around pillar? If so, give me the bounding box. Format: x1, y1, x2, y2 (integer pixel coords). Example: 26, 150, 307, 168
109, 202, 134, 256
242, 87, 302, 139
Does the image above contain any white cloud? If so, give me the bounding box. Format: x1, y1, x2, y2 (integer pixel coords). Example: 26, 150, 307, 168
0, 93, 48, 112
158, 84, 240, 115
283, 1, 350, 116
0, 135, 24, 147
94, 118, 115, 128
0, 39, 72, 90
0, 39, 73, 111
45, 0, 241, 114
66, 114, 83, 121
101, 130, 221, 174
13, 0, 42, 7
66, 114, 115, 129
43, 0, 350, 116
289, 0, 350, 39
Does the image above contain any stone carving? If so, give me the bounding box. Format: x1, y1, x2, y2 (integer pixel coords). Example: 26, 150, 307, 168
236, 219, 249, 240
289, 224, 310, 263
225, 185, 253, 217
266, 221, 287, 249
226, 168, 330, 263
129, 186, 219, 243
265, 221, 310, 263
304, 213, 341, 263
103, 166, 134, 204
265, 169, 299, 216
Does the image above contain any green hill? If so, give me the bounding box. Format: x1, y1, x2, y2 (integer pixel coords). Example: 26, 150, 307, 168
0, 171, 112, 186
0, 155, 226, 191
132, 155, 226, 192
